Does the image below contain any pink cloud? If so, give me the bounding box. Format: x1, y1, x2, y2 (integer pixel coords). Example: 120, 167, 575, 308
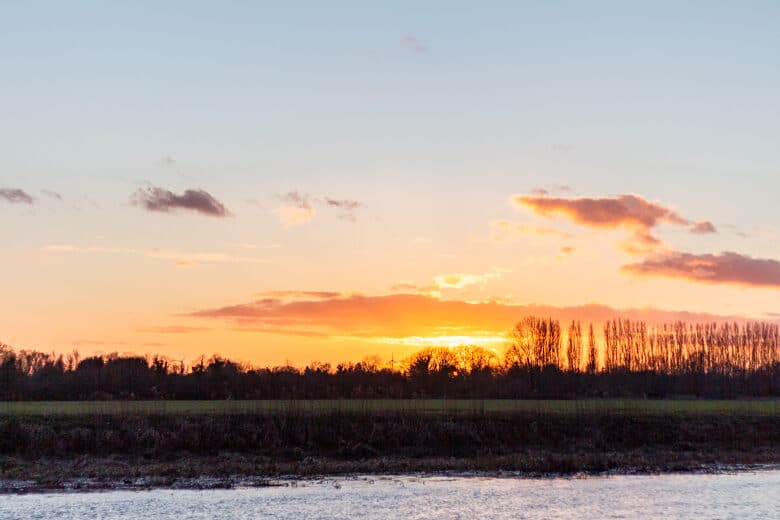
623, 250, 780, 288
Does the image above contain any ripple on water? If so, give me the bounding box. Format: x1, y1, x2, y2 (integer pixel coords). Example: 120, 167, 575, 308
1, 471, 779, 520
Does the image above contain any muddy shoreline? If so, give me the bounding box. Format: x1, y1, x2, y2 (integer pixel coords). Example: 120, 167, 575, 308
2, 453, 778, 494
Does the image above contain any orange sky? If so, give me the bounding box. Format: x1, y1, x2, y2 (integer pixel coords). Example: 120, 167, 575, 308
3, 189, 778, 368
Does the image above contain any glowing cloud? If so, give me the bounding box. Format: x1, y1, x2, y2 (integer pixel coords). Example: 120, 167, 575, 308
254, 290, 342, 301
433, 271, 502, 289
514, 193, 689, 230
512, 193, 716, 253
188, 292, 751, 340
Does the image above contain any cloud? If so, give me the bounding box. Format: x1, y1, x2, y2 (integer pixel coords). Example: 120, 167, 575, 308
273, 191, 365, 226
513, 193, 715, 254
433, 271, 503, 289
389, 281, 441, 298
690, 220, 717, 234
41, 190, 63, 201
324, 197, 364, 221
400, 35, 426, 53
391, 270, 506, 296
0, 188, 34, 205
44, 245, 265, 265
561, 246, 575, 255
188, 292, 753, 340
254, 290, 342, 301
131, 186, 230, 217
280, 190, 311, 209
622, 250, 780, 289
273, 190, 315, 226
514, 193, 689, 230
618, 229, 665, 256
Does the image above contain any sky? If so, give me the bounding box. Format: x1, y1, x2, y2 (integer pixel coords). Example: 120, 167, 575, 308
2, 1, 780, 367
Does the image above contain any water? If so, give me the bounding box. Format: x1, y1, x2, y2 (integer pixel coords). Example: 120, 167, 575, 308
2, 471, 778, 519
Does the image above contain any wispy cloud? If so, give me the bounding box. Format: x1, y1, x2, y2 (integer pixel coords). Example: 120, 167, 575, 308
391, 269, 505, 296
253, 290, 342, 301
622, 250, 780, 289
324, 197, 363, 221
273, 191, 366, 226
433, 270, 504, 289
131, 185, 231, 217
43, 245, 265, 265
400, 35, 426, 53
273, 190, 315, 226
41, 190, 63, 202
0, 188, 34, 205
389, 281, 441, 298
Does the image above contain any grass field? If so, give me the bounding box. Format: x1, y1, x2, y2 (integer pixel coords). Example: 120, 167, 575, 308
0, 399, 776, 416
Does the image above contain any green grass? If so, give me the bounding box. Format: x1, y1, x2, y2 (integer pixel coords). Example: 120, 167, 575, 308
0, 399, 777, 416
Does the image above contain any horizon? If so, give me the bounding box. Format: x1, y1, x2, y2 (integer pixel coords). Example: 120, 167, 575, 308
3, 2, 780, 367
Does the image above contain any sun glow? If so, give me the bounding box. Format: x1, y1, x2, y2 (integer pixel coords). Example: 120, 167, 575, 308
375, 335, 508, 348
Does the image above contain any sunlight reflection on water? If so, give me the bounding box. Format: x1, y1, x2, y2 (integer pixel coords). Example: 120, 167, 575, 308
2, 471, 778, 519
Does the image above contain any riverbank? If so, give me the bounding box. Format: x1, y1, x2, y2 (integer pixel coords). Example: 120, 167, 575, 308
1, 411, 777, 492
1, 455, 779, 493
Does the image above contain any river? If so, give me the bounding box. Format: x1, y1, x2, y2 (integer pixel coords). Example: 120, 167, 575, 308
2, 471, 778, 519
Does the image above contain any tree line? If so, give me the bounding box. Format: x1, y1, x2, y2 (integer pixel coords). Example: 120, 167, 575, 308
1, 316, 778, 400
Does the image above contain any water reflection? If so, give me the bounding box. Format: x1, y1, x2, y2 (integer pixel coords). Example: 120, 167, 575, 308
2, 471, 778, 519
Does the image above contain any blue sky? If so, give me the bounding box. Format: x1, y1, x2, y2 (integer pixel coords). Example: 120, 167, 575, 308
2, 2, 780, 364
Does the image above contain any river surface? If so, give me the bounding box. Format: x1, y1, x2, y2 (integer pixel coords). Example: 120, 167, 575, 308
2, 471, 778, 519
